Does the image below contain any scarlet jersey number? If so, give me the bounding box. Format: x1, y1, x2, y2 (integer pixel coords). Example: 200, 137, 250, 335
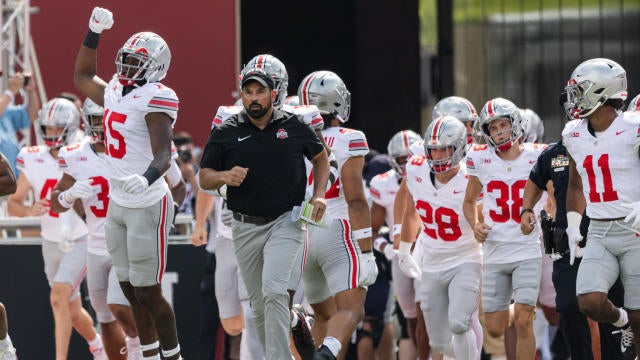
583, 154, 618, 203
40, 178, 59, 218
415, 200, 461, 241
486, 179, 526, 223
104, 110, 127, 159
89, 176, 109, 218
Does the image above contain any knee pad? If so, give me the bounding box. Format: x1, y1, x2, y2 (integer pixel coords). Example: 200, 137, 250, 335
357, 318, 384, 349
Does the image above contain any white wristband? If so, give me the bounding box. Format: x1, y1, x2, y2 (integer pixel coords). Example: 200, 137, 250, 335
567, 211, 582, 228
352, 227, 372, 240
57, 191, 73, 209
392, 224, 402, 236
3, 90, 14, 103
373, 237, 387, 252
398, 240, 412, 255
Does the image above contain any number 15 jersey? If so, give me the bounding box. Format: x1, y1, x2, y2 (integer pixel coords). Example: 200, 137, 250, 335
103, 77, 179, 208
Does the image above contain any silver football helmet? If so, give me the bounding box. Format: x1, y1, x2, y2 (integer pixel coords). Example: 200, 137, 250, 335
628, 94, 640, 112
37, 98, 80, 149
520, 108, 544, 143
479, 97, 524, 152
564, 58, 627, 119
284, 95, 299, 106
82, 98, 105, 142
387, 130, 422, 176
241, 54, 289, 107
116, 32, 171, 86
433, 96, 479, 144
424, 116, 467, 173
298, 71, 351, 122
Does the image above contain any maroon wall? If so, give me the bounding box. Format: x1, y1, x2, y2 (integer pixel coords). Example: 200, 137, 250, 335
31, 0, 237, 148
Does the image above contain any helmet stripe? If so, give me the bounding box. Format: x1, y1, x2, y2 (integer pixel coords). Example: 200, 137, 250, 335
487, 99, 495, 118
256, 55, 265, 69
46, 99, 58, 122
402, 131, 409, 149
431, 117, 444, 142
465, 99, 477, 117
635, 100, 640, 112
300, 72, 318, 106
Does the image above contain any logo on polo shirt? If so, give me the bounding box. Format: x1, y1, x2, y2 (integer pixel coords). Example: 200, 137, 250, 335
277, 128, 288, 139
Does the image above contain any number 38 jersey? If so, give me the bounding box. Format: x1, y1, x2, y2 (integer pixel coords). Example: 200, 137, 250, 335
103, 77, 179, 208
16, 146, 88, 243
563, 111, 640, 219
405, 156, 482, 272
466, 143, 545, 263
58, 141, 111, 256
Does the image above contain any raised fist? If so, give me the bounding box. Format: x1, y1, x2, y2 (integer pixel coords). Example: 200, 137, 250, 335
89, 7, 114, 34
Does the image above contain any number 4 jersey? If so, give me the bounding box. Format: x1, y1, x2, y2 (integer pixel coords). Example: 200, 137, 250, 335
103, 77, 179, 208
563, 111, 640, 219
466, 143, 545, 263
58, 141, 111, 256
405, 156, 482, 272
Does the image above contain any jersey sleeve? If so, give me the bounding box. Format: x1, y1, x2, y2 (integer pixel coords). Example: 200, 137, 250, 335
57, 143, 85, 180
142, 84, 179, 126
465, 150, 478, 177
369, 175, 385, 205
529, 143, 554, 190
335, 129, 369, 165
289, 105, 324, 130
212, 106, 242, 129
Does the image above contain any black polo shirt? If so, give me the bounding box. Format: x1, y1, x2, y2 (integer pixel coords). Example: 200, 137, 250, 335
529, 140, 589, 234
200, 108, 324, 219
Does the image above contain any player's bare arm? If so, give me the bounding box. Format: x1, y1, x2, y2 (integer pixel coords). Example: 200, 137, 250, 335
0, 152, 16, 196
7, 173, 47, 217
392, 179, 410, 249
399, 191, 420, 245
50, 173, 77, 214
308, 148, 329, 223
370, 202, 386, 243
341, 155, 371, 251
199, 167, 248, 190
145, 112, 174, 175
190, 191, 215, 247
520, 179, 543, 235
463, 174, 490, 242
566, 154, 586, 214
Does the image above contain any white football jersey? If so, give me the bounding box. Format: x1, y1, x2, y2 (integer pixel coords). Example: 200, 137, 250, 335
16, 146, 88, 242
369, 169, 400, 227
562, 112, 640, 219
322, 126, 369, 219
211, 104, 323, 129
58, 141, 111, 255
405, 156, 482, 272
213, 197, 232, 240
466, 143, 546, 263
103, 77, 178, 208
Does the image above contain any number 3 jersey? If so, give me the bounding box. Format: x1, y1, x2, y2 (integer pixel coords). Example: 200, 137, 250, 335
58, 141, 111, 256
103, 77, 179, 208
16, 146, 88, 242
563, 111, 640, 219
466, 143, 545, 263
405, 156, 482, 272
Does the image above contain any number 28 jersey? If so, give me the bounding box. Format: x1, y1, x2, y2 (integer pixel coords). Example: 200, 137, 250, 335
562, 112, 640, 219
466, 143, 545, 263
405, 156, 482, 272
103, 77, 179, 208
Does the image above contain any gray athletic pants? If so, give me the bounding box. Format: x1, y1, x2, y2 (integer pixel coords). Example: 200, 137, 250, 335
231, 210, 305, 360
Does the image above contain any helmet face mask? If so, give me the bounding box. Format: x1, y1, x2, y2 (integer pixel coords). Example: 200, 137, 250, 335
564, 58, 627, 119
424, 116, 466, 174
387, 130, 421, 176
479, 98, 524, 152
82, 98, 105, 143
37, 98, 80, 149
298, 71, 351, 122
241, 54, 288, 108
115, 32, 171, 86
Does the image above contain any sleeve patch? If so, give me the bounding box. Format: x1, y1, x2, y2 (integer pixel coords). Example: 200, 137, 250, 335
148, 96, 179, 111
370, 187, 381, 199
349, 139, 368, 151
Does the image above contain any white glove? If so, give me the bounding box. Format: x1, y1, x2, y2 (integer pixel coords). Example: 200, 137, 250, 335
119, 174, 149, 194
89, 7, 114, 34
397, 241, 422, 278
566, 211, 584, 266
622, 202, 640, 230
383, 244, 397, 260
63, 180, 94, 202
358, 252, 378, 287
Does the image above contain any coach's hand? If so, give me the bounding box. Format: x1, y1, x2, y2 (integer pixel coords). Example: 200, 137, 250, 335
225, 166, 248, 187
190, 225, 208, 247
359, 252, 378, 286
119, 174, 149, 194
89, 7, 114, 34
520, 211, 536, 235
308, 197, 327, 224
